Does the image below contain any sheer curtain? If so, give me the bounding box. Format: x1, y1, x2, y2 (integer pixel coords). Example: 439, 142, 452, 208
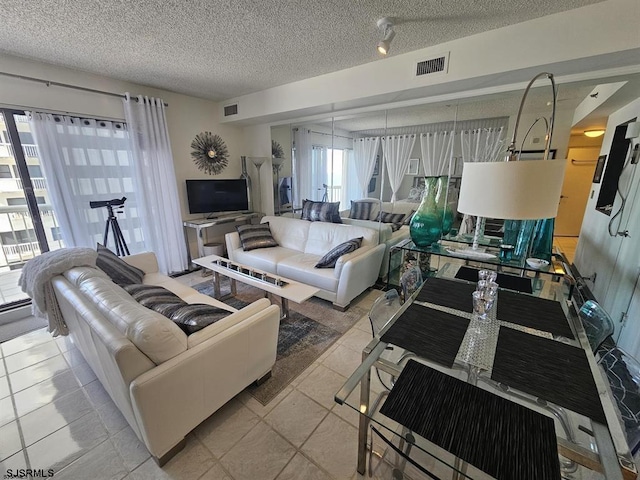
353, 137, 380, 197
123, 94, 188, 274
292, 127, 313, 208
28, 112, 145, 252
311, 146, 328, 201
382, 134, 416, 202
420, 131, 454, 176
340, 148, 360, 208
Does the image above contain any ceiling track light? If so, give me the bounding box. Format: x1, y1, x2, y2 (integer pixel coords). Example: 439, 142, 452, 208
376, 17, 396, 55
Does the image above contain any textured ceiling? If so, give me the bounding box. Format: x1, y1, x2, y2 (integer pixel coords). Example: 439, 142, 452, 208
0, 0, 601, 101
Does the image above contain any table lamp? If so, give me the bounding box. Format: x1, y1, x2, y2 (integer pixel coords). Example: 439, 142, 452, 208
456, 72, 567, 255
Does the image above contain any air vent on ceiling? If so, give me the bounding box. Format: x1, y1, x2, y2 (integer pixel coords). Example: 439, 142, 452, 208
415, 55, 448, 77
224, 104, 238, 117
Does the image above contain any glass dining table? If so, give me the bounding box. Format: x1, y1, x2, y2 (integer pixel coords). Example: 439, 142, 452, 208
335, 265, 636, 479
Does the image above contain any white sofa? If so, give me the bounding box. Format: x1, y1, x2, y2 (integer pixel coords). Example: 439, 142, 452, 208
225, 215, 385, 310
51, 251, 280, 465
340, 198, 417, 278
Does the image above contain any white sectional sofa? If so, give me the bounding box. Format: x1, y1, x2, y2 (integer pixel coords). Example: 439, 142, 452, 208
51, 251, 280, 465
225, 215, 385, 310
340, 198, 417, 278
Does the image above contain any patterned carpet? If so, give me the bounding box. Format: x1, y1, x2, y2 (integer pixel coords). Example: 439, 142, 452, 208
194, 278, 371, 405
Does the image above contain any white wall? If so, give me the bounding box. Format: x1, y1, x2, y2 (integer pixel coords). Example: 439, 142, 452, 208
0, 53, 245, 256
574, 97, 640, 355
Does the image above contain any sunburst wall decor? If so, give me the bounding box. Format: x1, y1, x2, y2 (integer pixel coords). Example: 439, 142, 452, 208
191, 132, 229, 175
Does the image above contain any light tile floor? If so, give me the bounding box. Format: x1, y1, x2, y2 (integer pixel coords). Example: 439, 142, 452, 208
0, 272, 383, 480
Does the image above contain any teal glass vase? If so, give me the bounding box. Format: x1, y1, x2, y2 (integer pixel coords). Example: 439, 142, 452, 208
410, 176, 445, 247
530, 218, 554, 262
438, 176, 455, 235
503, 219, 535, 261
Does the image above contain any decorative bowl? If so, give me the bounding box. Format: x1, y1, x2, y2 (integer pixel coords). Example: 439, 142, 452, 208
526, 258, 550, 269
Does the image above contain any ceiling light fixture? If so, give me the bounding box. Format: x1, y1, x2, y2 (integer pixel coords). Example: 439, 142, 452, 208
584, 129, 605, 138
376, 17, 396, 55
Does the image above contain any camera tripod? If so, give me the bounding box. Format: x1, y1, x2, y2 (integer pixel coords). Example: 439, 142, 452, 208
102, 204, 130, 256
90, 197, 130, 256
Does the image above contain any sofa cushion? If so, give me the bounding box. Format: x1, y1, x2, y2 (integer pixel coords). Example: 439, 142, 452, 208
236, 223, 278, 251
277, 254, 339, 292
63, 266, 110, 287
78, 276, 187, 365
167, 304, 230, 335
375, 211, 406, 224
304, 222, 378, 256
301, 200, 342, 223
261, 216, 310, 251
232, 246, 299, 274
315, 237, 363, 268
96, 244, 145, 286
142, 272, 196, 298
349, 200, 378, 220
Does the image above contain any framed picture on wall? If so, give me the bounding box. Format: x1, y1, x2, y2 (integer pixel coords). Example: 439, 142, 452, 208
412, 176, 426, 189
593, 155, 607, 183
407, 158, 419, 175
373, 155, 380, 176
516, 149, 557, 160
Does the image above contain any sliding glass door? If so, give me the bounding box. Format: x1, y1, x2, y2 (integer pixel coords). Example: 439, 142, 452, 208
0, 109, 63, 310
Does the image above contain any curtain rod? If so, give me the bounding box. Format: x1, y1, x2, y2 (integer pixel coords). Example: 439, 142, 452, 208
293, 127, 352, 140
0, 71, 169, 107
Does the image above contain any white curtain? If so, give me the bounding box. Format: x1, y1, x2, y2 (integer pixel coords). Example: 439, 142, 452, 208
460, 127, 505, 164
459, 127, 506, 234
353, 137, 380, 198
420, 131, 455, 176
123, 94, 187, 274
311, 146, 329, 201
382, 134, 416, 202
27, 112, 145, 252
292, 127, 313, 208
340, 148, 360, 208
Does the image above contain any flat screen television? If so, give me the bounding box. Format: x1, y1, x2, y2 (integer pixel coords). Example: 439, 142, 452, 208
186, 179, 250, 216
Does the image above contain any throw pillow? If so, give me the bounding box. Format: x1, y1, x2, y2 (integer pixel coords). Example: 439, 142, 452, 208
123, 284, 185, 309
403, 210, 416, 226
301, 199, 342, 223
374, 211, 406, 225
96, 243, 145, 286
349, 200, 378, 220
390, 223, 402, 232
169, 304, 230, 335
315, 237, 363, 268
236, 223, 278, 251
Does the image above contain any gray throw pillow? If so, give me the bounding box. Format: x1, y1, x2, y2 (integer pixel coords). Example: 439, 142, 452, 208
237, 223, 278, 251
349, 200, 378, 220
96, 243, 145, 286
374, 211, 406, 225
169, 304, 230, 334
301, 199, 342, 223
315, 237, 363, 268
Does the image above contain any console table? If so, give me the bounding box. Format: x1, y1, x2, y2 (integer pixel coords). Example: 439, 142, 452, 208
183, 212, 259, 263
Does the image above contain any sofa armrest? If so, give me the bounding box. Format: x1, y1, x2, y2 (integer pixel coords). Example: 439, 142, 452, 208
129, 303, 280, 458
187, 298, 274, 348
123, 252, 159, 274
334, 245, 373, 278
225, 232, 242, 261
334, 243, 386, 308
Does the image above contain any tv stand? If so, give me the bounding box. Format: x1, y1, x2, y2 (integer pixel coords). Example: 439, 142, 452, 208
183, 212, 259, 263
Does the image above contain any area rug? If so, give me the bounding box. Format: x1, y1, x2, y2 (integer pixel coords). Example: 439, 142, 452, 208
194, 278, 372, 405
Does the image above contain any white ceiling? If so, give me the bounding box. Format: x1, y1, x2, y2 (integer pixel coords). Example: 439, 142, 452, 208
0, 0, 602, 101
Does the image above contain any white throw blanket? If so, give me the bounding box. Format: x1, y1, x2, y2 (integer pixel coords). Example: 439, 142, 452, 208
18, 247, 98, 337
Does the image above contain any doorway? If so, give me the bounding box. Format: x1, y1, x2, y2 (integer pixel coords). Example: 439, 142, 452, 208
0, 109, 64, 310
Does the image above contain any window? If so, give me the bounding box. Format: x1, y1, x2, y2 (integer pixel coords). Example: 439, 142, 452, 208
310, 146, 357, 206
6, 196, 45, 206
27, 164, 42, 178
50, 226, 62, 241
0, 165, 12, 178
0, 229, 36, 245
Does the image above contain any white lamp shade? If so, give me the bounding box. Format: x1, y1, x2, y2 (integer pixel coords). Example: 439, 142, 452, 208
457, 159, 567, 220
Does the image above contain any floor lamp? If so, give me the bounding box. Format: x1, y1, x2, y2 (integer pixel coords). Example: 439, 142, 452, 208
248, 156, 269, 213
457, 72, 567, 257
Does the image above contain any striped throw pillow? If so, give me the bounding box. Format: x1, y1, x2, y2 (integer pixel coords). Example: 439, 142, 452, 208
315, 237, 363, 268
236, 223, 278, 251
349, 200, 378, 220
301, 200, 342, 223
168, 304, 230, 334
96, 243, 145, 286
374, 211, 406, 225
